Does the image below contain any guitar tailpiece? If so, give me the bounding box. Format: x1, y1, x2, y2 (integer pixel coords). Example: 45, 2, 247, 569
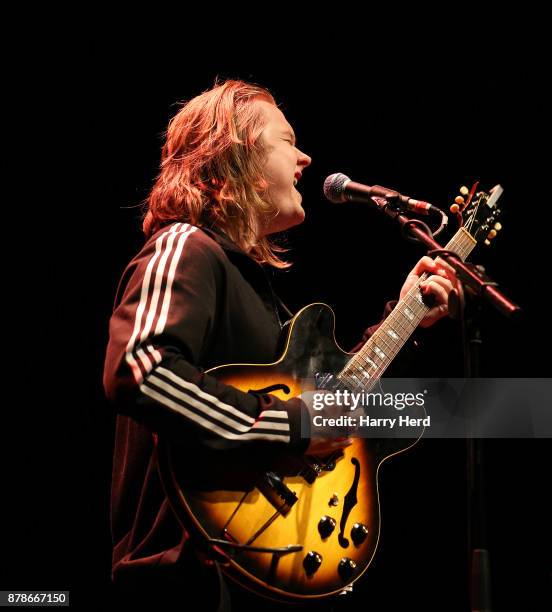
338, 584, 354, 596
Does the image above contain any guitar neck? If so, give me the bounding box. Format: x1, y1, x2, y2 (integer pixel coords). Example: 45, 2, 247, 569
339, 227, 477, 389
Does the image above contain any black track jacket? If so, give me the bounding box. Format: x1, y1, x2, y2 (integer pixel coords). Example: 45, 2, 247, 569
103, 222, 392, 589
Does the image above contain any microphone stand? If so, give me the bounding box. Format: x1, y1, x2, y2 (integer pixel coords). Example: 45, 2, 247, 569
375, 196, 522, 612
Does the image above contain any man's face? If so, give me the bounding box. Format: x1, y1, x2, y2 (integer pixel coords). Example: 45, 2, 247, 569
256, 100, 312, 235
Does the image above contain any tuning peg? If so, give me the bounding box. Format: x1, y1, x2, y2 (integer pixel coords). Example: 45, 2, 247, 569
484, 239, 491, 246
450, 203, 460, 214
488, 229, 497, 239
494, 222, 502, 231
460, 186, 469, 196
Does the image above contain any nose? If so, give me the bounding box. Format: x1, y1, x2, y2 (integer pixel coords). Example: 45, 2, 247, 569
297, 148, 312, 170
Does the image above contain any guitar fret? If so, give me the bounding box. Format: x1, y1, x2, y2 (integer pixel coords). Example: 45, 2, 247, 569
388, 313, 412, 337
380, 333, 402, 355
370, 332, 397, 357
357, 353, 377, 369
347, 363, 376, 386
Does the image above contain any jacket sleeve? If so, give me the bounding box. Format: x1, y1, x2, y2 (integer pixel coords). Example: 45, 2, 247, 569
103, 224, 307, 452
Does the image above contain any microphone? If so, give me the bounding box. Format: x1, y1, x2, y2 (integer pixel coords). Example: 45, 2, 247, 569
323, 173, 441, 216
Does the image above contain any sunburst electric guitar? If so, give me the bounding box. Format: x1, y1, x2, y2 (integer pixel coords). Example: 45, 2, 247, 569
156, 184, 503, 603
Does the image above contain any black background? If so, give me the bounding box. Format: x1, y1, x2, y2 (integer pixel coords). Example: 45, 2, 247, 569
5, 25, 550, 611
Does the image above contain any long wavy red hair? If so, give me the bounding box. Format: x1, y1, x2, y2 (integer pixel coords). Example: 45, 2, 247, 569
143, 79, 290, 268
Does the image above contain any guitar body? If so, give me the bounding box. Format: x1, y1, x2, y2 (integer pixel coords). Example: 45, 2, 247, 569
156, 303, 423, 602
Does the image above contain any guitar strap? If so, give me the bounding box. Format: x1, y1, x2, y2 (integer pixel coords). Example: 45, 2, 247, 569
274, 293, 294, 322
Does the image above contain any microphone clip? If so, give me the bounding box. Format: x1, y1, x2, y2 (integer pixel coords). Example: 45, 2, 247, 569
382, 192, 408, 214
371, 195, 448, 237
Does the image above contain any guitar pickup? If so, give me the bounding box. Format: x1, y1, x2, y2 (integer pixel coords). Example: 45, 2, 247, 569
256, 471, 298, 516
300, 450, 343, 484
299, 457, 323, 484
315, 372, 336, 390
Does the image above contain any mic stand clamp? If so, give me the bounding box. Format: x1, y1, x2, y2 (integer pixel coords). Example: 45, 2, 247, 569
377, 202, 522, 320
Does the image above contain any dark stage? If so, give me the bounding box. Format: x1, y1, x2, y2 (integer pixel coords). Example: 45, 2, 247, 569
4, 31, 550, 611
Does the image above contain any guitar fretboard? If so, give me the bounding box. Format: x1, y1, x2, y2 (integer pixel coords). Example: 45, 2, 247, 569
338, 227, 476, 390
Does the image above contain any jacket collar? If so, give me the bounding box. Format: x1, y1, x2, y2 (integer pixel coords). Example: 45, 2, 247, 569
200, 225, 250, 256
202, 224, 294, 327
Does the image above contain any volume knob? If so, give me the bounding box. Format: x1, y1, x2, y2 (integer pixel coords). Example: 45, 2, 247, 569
351, 522, 369, 545
338, 557, 357, 580
318, 515, 337, 538
303, 551, 323, 575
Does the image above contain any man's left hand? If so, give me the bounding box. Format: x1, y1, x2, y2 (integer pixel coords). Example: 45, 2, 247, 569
399, 256, 456, 328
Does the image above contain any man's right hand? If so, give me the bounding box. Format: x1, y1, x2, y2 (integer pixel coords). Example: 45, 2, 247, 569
300, 390, 354, 456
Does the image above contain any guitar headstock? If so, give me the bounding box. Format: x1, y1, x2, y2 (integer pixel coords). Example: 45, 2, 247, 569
450, 183, 503, 246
